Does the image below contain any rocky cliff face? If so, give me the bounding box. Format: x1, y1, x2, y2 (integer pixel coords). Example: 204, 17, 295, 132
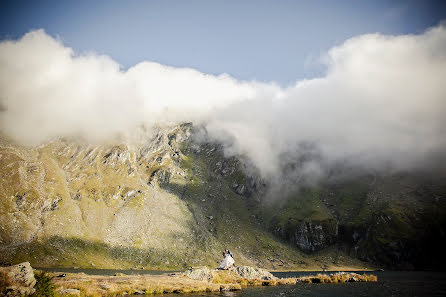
266, 173, 446, 270
275, 219, 338, 253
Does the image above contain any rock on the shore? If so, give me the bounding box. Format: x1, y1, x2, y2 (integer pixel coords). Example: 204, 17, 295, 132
0, 262, 36, 296
99, 283, 111, 290
232, 266, 276, 280
183, 267, 211, 281
57, 288, 81, 296
184, 265, 276, 282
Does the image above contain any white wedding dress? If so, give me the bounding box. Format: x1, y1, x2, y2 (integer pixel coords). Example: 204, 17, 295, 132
219, 254, 235, 269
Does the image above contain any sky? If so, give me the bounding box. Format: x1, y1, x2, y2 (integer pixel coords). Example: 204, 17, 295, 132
1, 0, 445, 84
0, 1, 446, 185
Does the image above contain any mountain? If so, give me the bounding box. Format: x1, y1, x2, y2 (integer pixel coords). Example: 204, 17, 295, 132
1, 123, 445, 270
266, 173, 446, 270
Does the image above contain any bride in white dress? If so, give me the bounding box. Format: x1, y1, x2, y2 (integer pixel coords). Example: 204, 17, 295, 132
219, 249, 235, 269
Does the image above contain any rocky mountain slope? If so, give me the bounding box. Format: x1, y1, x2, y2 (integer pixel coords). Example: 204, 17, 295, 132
1, 123, 445, 270
264, 173, 446, 270
0, 124, 329, 270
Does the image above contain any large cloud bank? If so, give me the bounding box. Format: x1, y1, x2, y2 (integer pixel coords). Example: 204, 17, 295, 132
1, 26, 446, 180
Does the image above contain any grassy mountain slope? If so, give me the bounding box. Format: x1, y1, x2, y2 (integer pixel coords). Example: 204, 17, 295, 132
1, 124, 444, 270
0, 125, 372, 271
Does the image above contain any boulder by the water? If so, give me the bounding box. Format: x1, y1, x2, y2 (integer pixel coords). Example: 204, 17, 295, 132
232, 266, 276, 280
183, 267, 212, 281
0, 262, 36, 296
184, 265, 276, 282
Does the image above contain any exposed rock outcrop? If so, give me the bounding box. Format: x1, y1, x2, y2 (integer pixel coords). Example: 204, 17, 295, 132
232, 266, 276, 280
184, 266, 276, 282
183, 267, 211, 281
276, 219, 338, 253
0, 262, 36, 296
292, 220, 338, 253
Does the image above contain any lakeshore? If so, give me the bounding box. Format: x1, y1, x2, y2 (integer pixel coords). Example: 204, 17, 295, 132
47, 266, 377, 296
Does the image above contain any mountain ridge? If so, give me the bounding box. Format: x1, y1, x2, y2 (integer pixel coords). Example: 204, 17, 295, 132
1, 123, 445, 270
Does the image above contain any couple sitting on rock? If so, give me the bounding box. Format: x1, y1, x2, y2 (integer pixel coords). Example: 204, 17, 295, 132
219, 249, 235, 270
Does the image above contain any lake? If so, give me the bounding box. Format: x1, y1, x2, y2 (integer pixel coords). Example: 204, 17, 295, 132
38, 268, 446, 296
168, 271, 446, 297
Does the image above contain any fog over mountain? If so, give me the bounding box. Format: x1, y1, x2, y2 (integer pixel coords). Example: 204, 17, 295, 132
1, 25, 445, 182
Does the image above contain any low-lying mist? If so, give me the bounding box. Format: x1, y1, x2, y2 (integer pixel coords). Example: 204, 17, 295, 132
1, 25, 445, 187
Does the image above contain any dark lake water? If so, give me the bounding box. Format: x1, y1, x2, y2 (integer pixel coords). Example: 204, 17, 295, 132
36, 267, 172, 276
38, 268, 446, 297
167, 271, 446, 297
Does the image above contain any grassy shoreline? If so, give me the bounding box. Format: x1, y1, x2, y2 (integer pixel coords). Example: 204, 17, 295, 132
43, 266, 378, 296
270, 266, 377, 272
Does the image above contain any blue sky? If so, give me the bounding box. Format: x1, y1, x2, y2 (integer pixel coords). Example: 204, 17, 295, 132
1, 0, 445, 84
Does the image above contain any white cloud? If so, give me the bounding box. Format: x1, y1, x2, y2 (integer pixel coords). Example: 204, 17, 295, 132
1, 26, 445, 180
0, 29, 257, 144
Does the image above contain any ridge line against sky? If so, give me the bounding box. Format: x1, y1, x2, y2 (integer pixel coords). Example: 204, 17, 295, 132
1, 0, 446, 84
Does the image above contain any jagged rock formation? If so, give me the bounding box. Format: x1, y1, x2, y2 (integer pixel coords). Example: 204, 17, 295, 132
275, 219, 338, 253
